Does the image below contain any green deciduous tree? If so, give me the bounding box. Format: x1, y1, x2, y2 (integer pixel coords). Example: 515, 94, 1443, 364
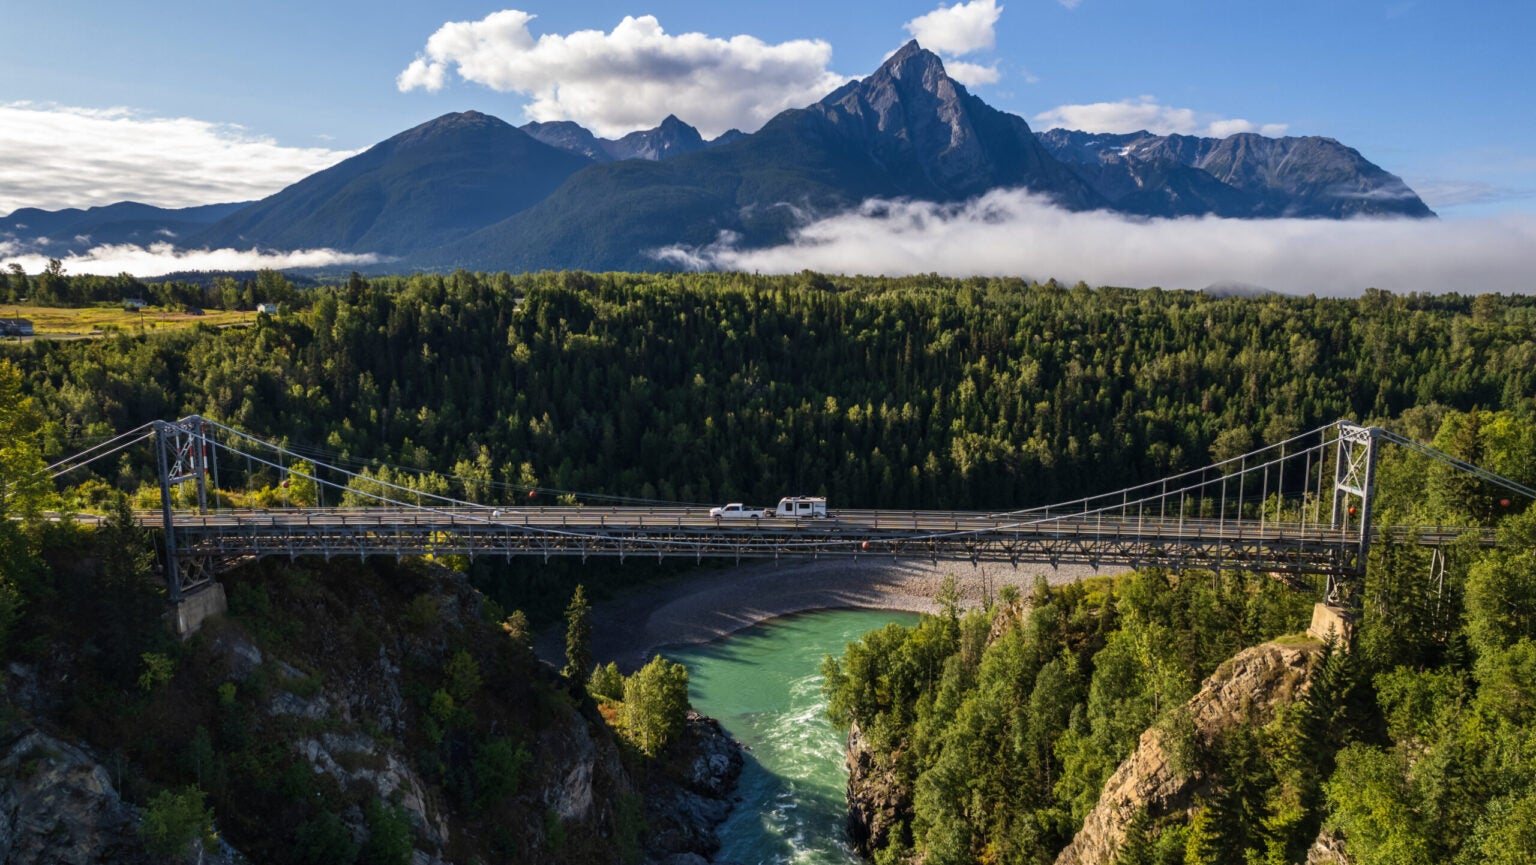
444, 649, 482, 707
589, 661, 624, 702
622, 655, 690, 756
139, 786, 216, 857
0, 359, 47, 518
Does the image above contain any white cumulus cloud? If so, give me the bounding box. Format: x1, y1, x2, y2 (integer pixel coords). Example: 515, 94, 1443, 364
1034, 96, 1288, 138
944, 61, 1002, 87
904, 1, 1004, 56
2, 242, 382, 278
0, 103, 356, 216
396, 10, 849, 139
654, 189, 1536, 297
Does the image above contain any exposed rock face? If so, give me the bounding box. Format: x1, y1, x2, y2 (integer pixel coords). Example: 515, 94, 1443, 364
844, 719, 910, 856
1307, 827, 1353, 864
809, 41, 1103, 208
523, 115, 708, 163
296, 731, 449, 848
2, 556, 745, 865
608, 116, 708, 162
534, 702, 630, 825
1037, 128, 1434, 218
522, 120, 614, 162
1054, 641, 1322, 865
0, 724, 250, 865
644, 711, 746, 862
0, 730, 148, 865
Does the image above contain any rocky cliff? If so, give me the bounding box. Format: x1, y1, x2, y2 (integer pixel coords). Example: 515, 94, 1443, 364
0, 555, 742, 865
844, 719, 910, 856
0, 725, 249, 865
1053, 640, 1323, 865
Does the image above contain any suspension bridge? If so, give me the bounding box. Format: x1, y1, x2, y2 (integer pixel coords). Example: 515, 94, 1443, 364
40, 416, 1536, 613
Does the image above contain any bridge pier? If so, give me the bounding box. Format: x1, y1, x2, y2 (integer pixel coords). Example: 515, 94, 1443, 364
1307, 602, 1355, 646
169, 582, 227, 638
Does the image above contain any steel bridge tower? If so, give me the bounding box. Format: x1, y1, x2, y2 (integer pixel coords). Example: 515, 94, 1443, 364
1328, 422, 1378, 608
153, 418, 213, 602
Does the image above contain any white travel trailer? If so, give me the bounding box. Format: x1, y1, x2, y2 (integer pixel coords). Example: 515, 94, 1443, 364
773, 496, 828, 519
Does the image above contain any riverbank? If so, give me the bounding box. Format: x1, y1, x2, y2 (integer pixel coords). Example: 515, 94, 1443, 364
534, 558, 1116, 670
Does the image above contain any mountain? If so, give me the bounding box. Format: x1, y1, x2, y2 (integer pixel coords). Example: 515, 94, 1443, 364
523, 114, 709, 163
519, 120, 611, 162
30, 42, 1430, 274
0, 200, 250, 256
191, 111, 593, 255
607, 115, 708, 161
427, 41, 1104, 272
1037, 128, 1434, 218
806, 41, 1100, 205
707, 129, 748, 148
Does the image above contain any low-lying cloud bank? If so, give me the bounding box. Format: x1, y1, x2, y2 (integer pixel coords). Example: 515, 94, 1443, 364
656, 189, 1536, 296
2, 243, 382, 278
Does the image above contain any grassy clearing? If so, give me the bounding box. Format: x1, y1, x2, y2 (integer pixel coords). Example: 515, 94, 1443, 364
0, 303, 251, 336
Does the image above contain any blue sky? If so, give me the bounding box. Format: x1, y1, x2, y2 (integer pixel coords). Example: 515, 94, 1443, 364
2, 0, 1532, 217
2, 1, 1535, 293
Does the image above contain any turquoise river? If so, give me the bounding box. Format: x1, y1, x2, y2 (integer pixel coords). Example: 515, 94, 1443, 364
664, 608, 922, 865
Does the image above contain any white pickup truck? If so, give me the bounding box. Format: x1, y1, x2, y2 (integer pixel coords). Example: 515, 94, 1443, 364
709, 503, 766, 519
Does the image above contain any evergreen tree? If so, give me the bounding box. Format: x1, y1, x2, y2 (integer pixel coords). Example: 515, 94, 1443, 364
562, 584, 592, 684
1115, 807, 1155, 865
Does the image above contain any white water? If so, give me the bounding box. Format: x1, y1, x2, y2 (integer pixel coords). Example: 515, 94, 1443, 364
665, 609, 921, 864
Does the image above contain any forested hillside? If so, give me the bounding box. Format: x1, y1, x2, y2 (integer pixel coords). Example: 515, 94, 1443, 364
6, 269, 1536, 620
820, 431, 1536, 864
5, 269, 1536, 863
9, 271, 1536, 505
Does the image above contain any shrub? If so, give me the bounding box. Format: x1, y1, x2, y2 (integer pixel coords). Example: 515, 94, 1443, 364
137, 652, 174, 693
139, 786, 216, 857
589, 662, 624, 702
473, 736, 531, 810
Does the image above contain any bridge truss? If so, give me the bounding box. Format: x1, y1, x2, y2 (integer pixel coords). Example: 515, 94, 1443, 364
40, 416, 1536, 604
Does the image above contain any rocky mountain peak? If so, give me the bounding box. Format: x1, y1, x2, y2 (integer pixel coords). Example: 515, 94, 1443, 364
1038, 127, 1434, 218
611, 115, 706, 160
522, 115, 706, 162
808, 39, 1061, 201
884, 39, 933, 71
821, 40, 967, 135
522, 120, 610, 162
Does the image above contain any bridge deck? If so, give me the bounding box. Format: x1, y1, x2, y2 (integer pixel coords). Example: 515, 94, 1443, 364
132, 506, 1479, 576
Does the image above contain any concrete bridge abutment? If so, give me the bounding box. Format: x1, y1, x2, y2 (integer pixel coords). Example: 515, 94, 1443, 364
1307, 602, 1355, 647
170, 582, 227, 638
